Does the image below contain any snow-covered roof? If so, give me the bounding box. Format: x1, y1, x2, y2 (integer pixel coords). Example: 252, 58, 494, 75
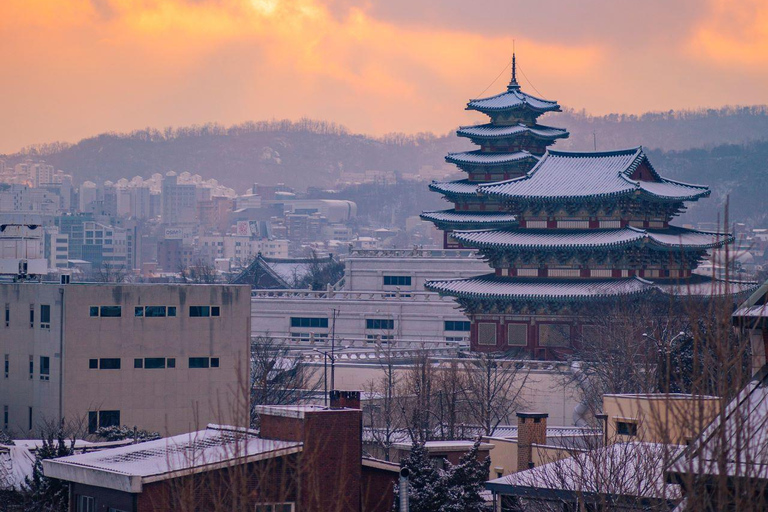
0, 445, 35, 491
467, 87, 561, 114
457, 123, 568, 141
419, 209, 517, 228
733, 280, 768, 321
43, 425, 302, 493
428, 179, 480, 197
480, 148, 710, 203
488, 442, 684, 503
445, 150, 538, 167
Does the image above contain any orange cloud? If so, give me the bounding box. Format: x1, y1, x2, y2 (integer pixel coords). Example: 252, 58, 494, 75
688, 0, 768, 65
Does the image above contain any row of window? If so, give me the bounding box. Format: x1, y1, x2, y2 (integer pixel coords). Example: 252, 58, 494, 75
383, 275, 411, 286
2, 356, 52, 380
289, 318, 470, 332
89, 305, 222, 318
88, 357, 220, 369
2, 405, 34, 431
3, 304, 51, 329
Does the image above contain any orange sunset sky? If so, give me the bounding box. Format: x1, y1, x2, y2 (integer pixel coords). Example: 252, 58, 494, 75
1, 0, 768, 153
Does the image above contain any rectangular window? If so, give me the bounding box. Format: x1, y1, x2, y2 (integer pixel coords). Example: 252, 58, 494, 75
290, 317, 329, 328
134, 358, 143, 369
88, 359, 98, 369
89, 306, 99, 317
477, 323, 497, 346
444, 320, 471, 332
366, 334, 394, 343
144, 306, 166, 318
28, 407, 32, 431
366, 318, 394, 330
507, 324, 528, 346
383, 275, 412, 286
99, 306, 122, 318
144, 358, 165, 369
4, 304, 8, 327
40, 357, 50, 380
189, 306, 210, 317
77, 495, 95, 512
88, 411, 97, 433
99, 358, 121, 370
4, 355, 8, 378
134, 306, 144, 317
40, 305, 51, 328
167, 306, 176, 317
616, 420, 638, 437
3, 405, 7, 430
28, 357, 33, 379
539, 323, 571, 348
29, 305, 34, 328
211, 306, 220, 317
98, 410, 120, 429
167, 358, 176, 368
210, 357, 219, 368
189, 357, 210, 369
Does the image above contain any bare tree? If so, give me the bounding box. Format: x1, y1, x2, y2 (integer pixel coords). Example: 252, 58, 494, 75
93, 262, 128, 283
179, 258, 218, 284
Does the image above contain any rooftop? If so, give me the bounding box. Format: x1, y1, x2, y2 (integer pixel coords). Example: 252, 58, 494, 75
419, 209, 517, 227
445, 150, 539, 167
467, 87, 561, 114
457, 123, 568, 141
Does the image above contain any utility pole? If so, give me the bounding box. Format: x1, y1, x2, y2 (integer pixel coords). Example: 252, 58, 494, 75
330, 308, 337, 391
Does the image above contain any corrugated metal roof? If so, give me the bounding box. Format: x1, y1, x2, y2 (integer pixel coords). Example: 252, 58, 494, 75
429, 179, 480, 196
452, 226, 731, 250
457, 123, 568, 140
480, 148, 710, 202
467, 87, 561, 113
445, 150, 538, 166
419, 209, 517, 225
425, 275, 656, 300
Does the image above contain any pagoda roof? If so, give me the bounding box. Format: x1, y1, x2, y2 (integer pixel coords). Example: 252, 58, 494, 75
457, 123, 568, 141
452, 226, 731, 251
467, 87, 561, 114
426, 275, 656, 301
426, 274, 757, 302
420, 209, 517, 227
429, 179, 480, 197
480, 148, 710, 203
445, 150, 539, 167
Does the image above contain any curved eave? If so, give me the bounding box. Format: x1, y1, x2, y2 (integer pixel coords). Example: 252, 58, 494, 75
479, 187, 710, 204
445, 151, 539, 167
465, 90, 561, 114
456, 124, 569, 141
419, 210, 517, 229
428, 180, 479, 197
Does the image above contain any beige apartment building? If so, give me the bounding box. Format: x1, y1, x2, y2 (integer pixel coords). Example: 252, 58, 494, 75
0, 283, 250, 437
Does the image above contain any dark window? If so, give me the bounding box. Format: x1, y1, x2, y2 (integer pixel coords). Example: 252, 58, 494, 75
144, 358, 166, 369
366, 318, 394, 330
100, 306, 122, 317
189, 357, 209, 368
4, 355, 8, 378
210, 357, 219, 368
4, 304, 9, 326
89, 359, 98, 369
290, 317, 329, 328
88, 412, 97, 433
616, 421, 638, 436
444, 320, 471, 332
383, 275, 411, 286
40, 357, 50, 380
211, 306, 220, 317
134, 358, 143, 369
29, 358, 33, 379
167, 358, 176, 368
89, 306, 99, 317
167, 307, 176, 317
144, 306, 166, 318
189, 306, 210, 317
134, 306, 144, 317
98, 410, 120, 429
28, 407, 32, 431
29, 305, 34, 327
99, 358, 121, 370
77, 495, 95, 512
40, 305, 51, 327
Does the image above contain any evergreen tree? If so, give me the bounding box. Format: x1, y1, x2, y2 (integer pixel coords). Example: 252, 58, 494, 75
18, 428, 73, 512
394, 442, 445, 512
442, 439, 492, 512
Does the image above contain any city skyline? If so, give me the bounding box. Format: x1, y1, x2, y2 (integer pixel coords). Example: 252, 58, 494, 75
2, 0, 768, 153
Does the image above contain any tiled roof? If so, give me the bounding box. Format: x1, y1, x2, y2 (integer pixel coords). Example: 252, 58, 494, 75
429, 179, 480, 196
445, 150, 538, 167
419, 209, 517, 226
457, 123, 568, 140
480, 148, 710, 203
467, 87, 561, 114
654, 275, 758, 298
452, 226, 731, 251
425, 275, 657, 300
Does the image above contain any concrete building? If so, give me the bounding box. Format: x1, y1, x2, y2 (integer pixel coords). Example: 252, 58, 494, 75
0, 283, 250, 436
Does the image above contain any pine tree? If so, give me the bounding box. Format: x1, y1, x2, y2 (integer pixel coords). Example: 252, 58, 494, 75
393, 442, 445, 512
442, 439, 492, 512
18, 428, 73, 512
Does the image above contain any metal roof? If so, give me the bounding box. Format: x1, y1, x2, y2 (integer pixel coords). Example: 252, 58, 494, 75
428, 179, 480, 197
457, 123, 568, 140
480, 148, 710, 203
419, 209, 517, 226
452, 226, 731, 251
467, 87, 561, 114
445, 150, 538, 167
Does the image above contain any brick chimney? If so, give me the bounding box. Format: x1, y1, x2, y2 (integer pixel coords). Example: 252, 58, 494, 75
330, 390, 361, 409
517, 412, 548, 472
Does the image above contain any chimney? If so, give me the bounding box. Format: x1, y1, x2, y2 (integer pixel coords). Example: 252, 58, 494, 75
330, 390, 361, 409
517, 412, 548, 472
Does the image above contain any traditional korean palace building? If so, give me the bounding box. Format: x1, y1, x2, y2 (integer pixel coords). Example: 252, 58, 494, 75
422, 57, 756, 357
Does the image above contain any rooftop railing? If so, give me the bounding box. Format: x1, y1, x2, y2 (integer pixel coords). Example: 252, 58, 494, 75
251, 289, 455, 302
348, 248, 481, 259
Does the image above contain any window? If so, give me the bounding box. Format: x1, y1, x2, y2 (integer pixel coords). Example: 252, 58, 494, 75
189, 357, 210, 369
77, 495, 95, 512
211, 358, 219, 368
167, 358, 176, 368
211, 306, 220, 317
444, 320, 471, 332
88, 411, 97, 433
366, 335, 394, 343
134, 306, 144, 317
28, 357, 33, 379
539, 323, 571, 348
477, 323, 497, 346
88, 359, 98, 369
89, 306, 99, 317
144, 358, 166, 369
190, 306, 210, 317
144, 306, 166, 317
40, 305, 50, 329
99, 358, 121, 370
40, 357, 50, 380
167, 307, 176, 317
616, 420, 638, 437
507, 324, 528, 346
28, 406, 32, 431
366, 319, 394, 330
29, 305, 34, 328
134, 358, 143, 369
3, 405, 7, 430
91, 306, 122, 318
88, 410, 121, 433
4, 304, 8, 327
4, 355, 8, 378
383, 275, 412, 286
290, 317, 328, 328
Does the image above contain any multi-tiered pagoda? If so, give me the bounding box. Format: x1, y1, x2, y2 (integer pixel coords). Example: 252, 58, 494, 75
421, 55, 568, 247
423, 59, 755, 358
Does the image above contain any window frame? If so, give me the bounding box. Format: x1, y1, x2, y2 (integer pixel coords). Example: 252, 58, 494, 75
39, 356, 50, 380
365, 318, 394, 330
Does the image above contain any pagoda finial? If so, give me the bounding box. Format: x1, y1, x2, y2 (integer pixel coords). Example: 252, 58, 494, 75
509, 45, 520, 90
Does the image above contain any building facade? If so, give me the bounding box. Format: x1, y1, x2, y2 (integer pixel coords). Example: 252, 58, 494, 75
0, 283, 250, 436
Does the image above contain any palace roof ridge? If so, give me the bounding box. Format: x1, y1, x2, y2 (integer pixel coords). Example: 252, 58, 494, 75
466, 87, 561, 113
456, 123, 569, 140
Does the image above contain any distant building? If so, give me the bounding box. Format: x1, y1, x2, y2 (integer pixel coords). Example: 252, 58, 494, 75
161, 172, 197, 225
0, 283, 250, 436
